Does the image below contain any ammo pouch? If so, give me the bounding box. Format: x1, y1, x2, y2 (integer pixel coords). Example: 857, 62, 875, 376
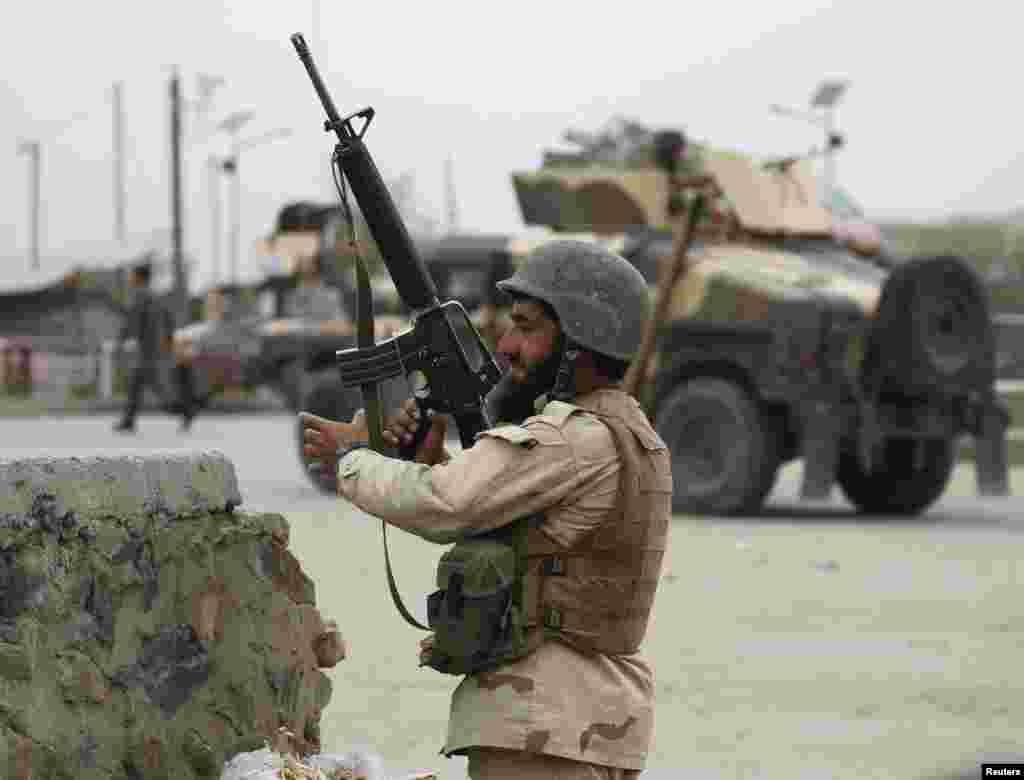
424, 534, 530, 676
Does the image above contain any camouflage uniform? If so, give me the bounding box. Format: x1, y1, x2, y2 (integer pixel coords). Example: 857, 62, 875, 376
337, 387, 671, 777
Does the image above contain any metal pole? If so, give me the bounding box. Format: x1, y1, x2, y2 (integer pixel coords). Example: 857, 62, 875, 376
445, 156, 459, 234
28, 143, 40, 270
17, 141, 40, 270
170, 68, 187, 325
230, 137, 240, 286
208, 155, 221, 286
113, 81, 125, 242
823, 108, 835, 204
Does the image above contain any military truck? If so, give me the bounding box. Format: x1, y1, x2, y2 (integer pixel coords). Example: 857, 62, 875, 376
166, 201, 409, 493
179, 208, 527, 493
509, 135, 1010, 516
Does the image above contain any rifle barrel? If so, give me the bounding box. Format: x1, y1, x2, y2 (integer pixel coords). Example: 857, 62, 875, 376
291, 32, 439, 311
290, 33, 348, 137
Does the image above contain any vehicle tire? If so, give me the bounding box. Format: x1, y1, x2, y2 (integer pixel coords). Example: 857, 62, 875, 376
296, 378, 363, 495
864, 255, 994, 395
836, 437, 955, 516
655, 377, 778, 516
755, 410, 785, 505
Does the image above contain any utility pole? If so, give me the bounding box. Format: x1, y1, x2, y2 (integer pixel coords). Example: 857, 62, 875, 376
17, 141, 40, 270
112, 81, 125, 242
229, 137, 240, 286
207, 155, 222, 286
444, 156, 460, 234
169, 69, 187, 325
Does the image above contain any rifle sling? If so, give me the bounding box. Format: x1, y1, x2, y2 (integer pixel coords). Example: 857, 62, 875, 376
353, 241, 430, 633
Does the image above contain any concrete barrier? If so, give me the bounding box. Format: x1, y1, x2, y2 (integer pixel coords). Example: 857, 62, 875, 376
0, 452, 344, 779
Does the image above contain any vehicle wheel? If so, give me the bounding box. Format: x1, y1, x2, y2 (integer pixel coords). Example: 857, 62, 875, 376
655, 377, 777, 515
865, 255, 994, 395
836, 437, 954, 515
296, 378, 363, 495
755, 410, 785, 505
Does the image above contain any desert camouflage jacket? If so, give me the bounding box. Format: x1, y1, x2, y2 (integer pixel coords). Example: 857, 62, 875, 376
336, 388, 669, 770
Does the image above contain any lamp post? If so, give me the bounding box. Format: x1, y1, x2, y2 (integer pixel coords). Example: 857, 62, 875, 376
17, 140, 41, 270
770, 78, 850, 203
811, 80, 849, 203
216, 116, 292, 285
207, 154, 222, 286
112, 81, 125, 243
217, 110, 255, 286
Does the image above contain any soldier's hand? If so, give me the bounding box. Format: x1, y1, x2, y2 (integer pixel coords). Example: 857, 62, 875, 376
418, 634, 436, 666
382, 399, 449, 465
299, 412, 367, 487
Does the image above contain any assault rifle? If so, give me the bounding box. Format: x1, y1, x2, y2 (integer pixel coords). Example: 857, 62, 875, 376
291, 33, 502, 458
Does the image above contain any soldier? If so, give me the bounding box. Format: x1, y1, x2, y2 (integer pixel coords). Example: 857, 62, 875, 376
302, 240, 672, 779
113, 261, 195, 432
168, 285, 235, 424
283, 250, 347, 322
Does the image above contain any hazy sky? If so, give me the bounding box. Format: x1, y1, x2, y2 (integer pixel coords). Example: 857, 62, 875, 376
3, 0, 1022, 289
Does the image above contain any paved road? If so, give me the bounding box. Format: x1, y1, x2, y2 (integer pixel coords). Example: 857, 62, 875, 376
3, 412, 1023, 780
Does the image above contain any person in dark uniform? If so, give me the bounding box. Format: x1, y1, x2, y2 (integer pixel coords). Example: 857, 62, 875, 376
113, 261, 196, 432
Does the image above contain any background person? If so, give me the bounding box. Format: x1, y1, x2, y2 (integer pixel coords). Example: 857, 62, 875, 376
113, 261, 188, 432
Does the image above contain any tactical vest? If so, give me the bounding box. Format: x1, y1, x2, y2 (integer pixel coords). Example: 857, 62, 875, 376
424, 397, 672, 675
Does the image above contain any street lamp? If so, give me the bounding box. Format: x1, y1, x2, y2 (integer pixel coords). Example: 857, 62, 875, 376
770, 78, 850, 202
206, 154, 223, 286
17, 140, 41, 270
811, 79, 849, 202
217, 111, 255, 286
215, 115, 292, 285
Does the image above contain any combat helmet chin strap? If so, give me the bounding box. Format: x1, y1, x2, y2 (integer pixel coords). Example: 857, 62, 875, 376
538, 337, 581, 407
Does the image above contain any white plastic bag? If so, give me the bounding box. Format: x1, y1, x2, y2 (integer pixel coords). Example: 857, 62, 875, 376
219, 745, 387, 780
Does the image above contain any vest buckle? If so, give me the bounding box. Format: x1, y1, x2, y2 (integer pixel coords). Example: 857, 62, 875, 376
542, 557, 566, 576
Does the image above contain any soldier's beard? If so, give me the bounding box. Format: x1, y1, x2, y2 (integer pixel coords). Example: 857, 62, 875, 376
485, 341, 565, 425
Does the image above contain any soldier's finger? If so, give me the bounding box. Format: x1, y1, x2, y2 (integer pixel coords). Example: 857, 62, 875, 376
383, 420, 404, 441
396, 406, 418, 427
303, 428, 324, 444
390, 415, 417, 439
304, 440, 329, 456
403, 398, 421, 419
298, 412, 327, 429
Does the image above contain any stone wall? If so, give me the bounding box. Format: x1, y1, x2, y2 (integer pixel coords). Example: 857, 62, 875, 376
0, 452, 344, 779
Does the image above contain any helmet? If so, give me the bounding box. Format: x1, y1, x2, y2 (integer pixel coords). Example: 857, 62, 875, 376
496, 240, 651, 361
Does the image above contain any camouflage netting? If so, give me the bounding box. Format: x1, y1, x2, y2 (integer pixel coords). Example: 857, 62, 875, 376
0, 452, 345, 780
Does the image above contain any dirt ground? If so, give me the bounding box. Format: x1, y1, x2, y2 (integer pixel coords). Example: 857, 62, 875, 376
285, 460, 1024, 780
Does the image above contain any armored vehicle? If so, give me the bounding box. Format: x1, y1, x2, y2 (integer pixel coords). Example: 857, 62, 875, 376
510, 132, 1010, 515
